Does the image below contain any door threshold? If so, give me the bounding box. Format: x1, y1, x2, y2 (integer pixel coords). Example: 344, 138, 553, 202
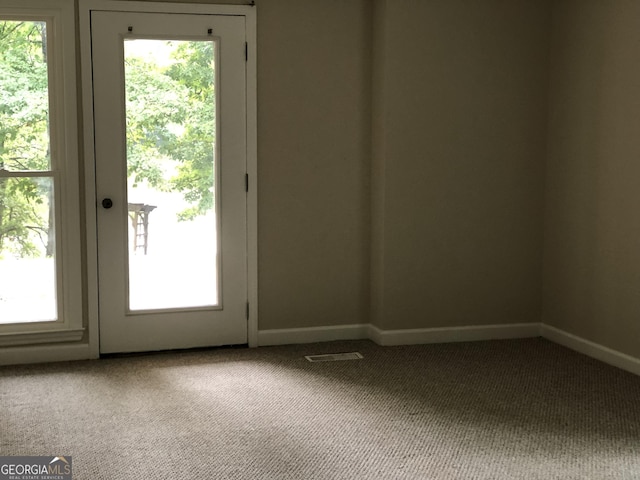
99, 343, 249, 359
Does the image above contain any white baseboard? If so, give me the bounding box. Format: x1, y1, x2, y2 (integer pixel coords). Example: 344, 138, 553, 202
5, 322, 638, 378
368, 323, 541, 346
540, 324, 640, 377
257, 322, 540, 347
257, 324, 370, 346
0, 343, 98, 366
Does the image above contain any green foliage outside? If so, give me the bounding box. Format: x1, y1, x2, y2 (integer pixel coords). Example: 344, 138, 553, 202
125, 39, 216, 222
0, 21, 50, 258
0, 21, 216, 259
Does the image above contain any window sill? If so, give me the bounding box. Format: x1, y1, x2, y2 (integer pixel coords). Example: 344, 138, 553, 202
0, 328, 85, 347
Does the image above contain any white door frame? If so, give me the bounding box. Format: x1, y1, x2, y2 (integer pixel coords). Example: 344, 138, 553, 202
79, 0, 258, 356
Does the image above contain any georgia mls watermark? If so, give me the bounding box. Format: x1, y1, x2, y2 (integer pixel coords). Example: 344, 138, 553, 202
0, 456, 72, 480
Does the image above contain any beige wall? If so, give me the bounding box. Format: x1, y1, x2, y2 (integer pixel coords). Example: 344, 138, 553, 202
256, 0, 372, 329
254, 0, 552, 332
370, 0, 388, 329
372, 0, 551, 330
544, 0, 640, 359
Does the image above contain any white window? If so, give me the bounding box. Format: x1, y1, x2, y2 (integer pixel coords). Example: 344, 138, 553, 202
0, 0, 82, 345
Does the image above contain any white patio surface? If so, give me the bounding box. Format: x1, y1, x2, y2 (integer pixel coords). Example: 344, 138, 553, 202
0, 189, 218, 325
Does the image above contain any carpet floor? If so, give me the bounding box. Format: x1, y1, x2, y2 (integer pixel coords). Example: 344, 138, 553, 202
1, 338, 639, 479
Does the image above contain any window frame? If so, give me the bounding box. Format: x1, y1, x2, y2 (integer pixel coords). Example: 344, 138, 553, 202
0, 0, 83, 346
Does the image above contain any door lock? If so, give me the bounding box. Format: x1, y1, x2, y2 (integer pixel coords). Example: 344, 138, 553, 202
102, 198, 113, 209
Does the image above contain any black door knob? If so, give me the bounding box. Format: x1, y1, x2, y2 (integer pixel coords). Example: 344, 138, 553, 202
102, 198, 113, 209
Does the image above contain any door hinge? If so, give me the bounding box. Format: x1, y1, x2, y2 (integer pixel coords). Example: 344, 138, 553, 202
245, 173, 249, 192
246, 302, 250, 320
245, 42, 248, 61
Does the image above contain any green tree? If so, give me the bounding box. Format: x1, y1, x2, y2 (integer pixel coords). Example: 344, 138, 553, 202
164, 41, 216, 221
0, 32, 218, 258
0, 20, 51, 258
125, 40, 216, 221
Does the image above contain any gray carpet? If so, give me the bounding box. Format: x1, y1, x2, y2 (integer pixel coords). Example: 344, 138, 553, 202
1, 338, 639, 479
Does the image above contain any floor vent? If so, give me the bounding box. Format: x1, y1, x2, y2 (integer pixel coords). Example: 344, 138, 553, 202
305, 352, 364, 362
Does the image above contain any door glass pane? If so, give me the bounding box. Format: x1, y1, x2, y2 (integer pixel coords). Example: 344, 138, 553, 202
124, 39, 218, 311
0, 20, 51, 171
0, 177, 57, 323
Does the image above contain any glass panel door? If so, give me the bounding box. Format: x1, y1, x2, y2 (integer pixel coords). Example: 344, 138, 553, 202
92, 11, 248, 354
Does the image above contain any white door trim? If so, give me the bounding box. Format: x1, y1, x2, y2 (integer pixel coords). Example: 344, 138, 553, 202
79, 0, 258, 354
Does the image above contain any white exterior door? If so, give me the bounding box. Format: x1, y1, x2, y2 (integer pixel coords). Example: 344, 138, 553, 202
91, 10, 248, 353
